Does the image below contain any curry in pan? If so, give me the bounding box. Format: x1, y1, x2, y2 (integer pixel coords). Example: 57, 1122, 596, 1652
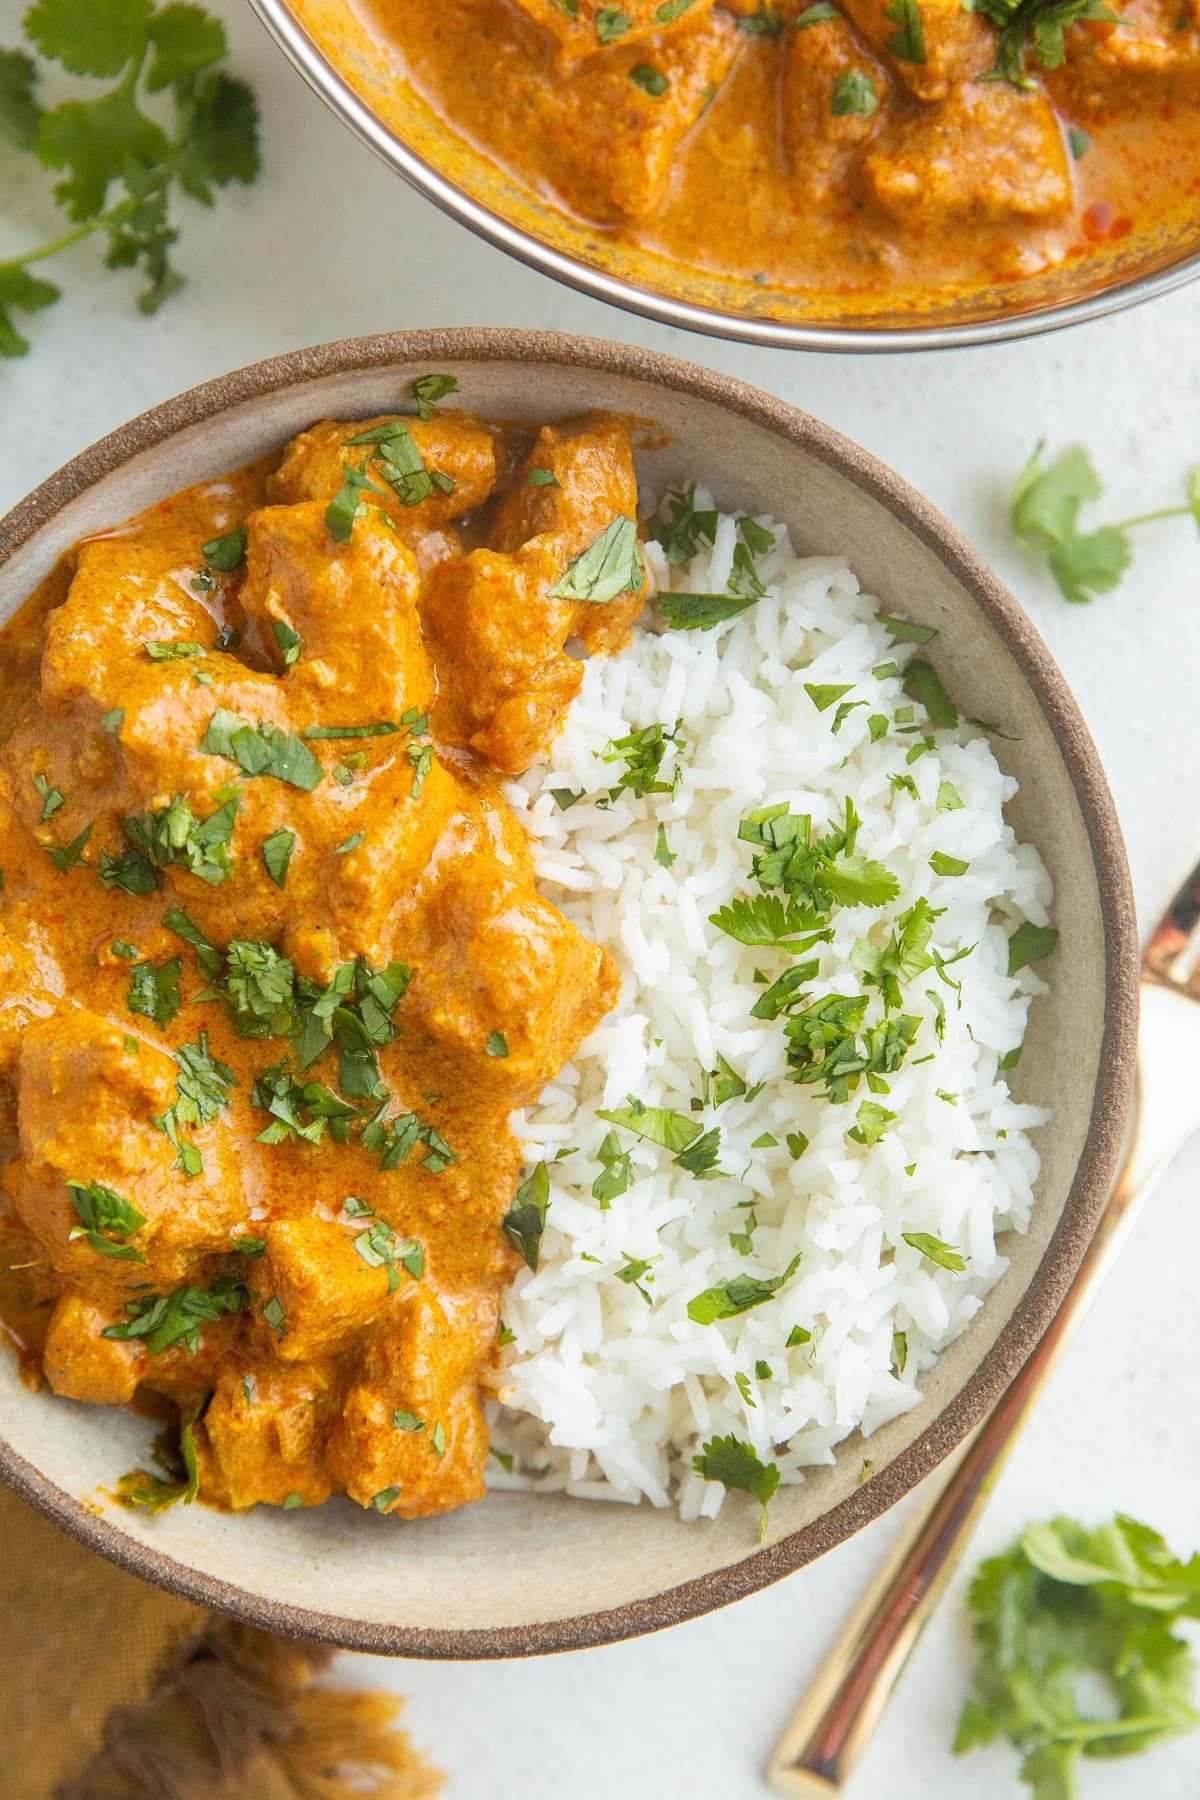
322, 0, 1200, 311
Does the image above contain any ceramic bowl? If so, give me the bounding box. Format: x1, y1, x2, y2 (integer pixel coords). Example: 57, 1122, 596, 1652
0, 329, 1138, 1654
249, 0, 1200, 353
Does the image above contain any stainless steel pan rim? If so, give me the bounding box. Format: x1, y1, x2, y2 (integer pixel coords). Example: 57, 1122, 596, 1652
248, 0, 1200, 355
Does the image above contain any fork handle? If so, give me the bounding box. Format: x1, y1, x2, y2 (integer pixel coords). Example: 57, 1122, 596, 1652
766, 986, 1199, 1797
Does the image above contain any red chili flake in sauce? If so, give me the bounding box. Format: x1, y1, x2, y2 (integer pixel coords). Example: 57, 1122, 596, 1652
1081, 201, 1134, 242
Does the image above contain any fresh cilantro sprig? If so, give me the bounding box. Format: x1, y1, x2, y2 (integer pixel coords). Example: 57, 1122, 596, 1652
957, 1514, 1200, 1799
1011, 443, 1200, 604
0, 0, 261, 357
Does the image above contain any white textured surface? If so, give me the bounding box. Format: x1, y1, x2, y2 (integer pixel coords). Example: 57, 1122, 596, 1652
2, 3, 1198, 1793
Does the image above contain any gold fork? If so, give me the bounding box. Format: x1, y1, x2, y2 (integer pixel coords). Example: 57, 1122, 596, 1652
767, 855, 1200, 1797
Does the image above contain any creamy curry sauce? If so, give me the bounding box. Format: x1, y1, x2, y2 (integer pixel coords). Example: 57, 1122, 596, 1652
0, 402, 645, 1519
347, 0, 1200, 308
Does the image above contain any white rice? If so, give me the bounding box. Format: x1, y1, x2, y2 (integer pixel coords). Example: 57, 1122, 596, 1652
486, 492, 1052, 1519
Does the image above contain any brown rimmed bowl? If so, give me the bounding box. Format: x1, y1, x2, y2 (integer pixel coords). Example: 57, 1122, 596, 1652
249, 0, 1200, 353
0, 329, 1137, 1655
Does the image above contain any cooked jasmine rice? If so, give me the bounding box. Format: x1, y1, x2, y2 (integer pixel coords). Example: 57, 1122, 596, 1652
487, 491, 1052, 1522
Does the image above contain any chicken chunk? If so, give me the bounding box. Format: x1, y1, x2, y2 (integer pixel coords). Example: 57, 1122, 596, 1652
247, 1215, 402, 1363
865, 83, 1073, 225
839, 0, 994, 99
423, 415, 645, 771
200, 1355, 336, 1509
1050, 0, 1200, 108
36, 532, 216, 720
783, 14, 889, 191
531, 10, 743, 221
267, 414, 499, 547
415, 869, 620, 1094
512, 0, 719, 59
42, 1291, 144, 1405
327, 1286, 495, 1517
240, 503, 434, 723
10, 1011, 244, 1292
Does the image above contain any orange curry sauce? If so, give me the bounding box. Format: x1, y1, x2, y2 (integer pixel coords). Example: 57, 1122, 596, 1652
0, 405, 645, 1519
351, 0, 1200, 307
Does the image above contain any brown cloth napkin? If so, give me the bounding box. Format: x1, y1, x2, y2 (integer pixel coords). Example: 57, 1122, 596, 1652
0, 1485, 442, 1800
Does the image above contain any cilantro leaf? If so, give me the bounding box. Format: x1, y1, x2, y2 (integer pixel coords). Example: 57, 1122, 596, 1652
831, 68, 878, 117
0, 266, 60, 357
674, 1126, 723, 1179
201, 708, 323, 790
602, 720, 685, 799
1048, 526, 1130, 604
629, 62, 669, 96
648, 485, 718, 565
548, 517, 645, 604
0, 49, 41, 148
202, 525, 247, 570
884, 0, 926, 60
68, 1177, 147, 1262
658, 590, 758, 631
145, 2, 226, 90
595, 6, 633, 40
25, 0, 152, 80
902, 1231, 966, 1272
103, 1274, 245, 1353
595, 1097, 701, 1154
692, 1435, 779, 1538
127, 955, 182, 1027
411, 372, 458, 419
592, 1131, 632, 1207
687, 1253, 801, 1324
1008, 920, 1059, 975
261, 826, 296, 889
904, 661, 958, 730
501, 1161, 550, 1271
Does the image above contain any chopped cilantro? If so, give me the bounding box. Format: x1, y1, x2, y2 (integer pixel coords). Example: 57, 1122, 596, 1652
44, 822, 92, 872
201, 709, 323, 790
548, 516, 644, 604
202, 527, 248, 571
692, 1435, 779, 1539
902, 1231, 966, 1272
615, 1253, 656, 1305
126, 955, 182, 1027
592, 1131, 632, 1208
271, 618, 302, 667
486, 1031, 509, 1058
602, 720, 685, 799
67, 1178, 146, 1263
596, 1096, 700, 1154
104, 1276, 245, 1353
32, 771, 65, 821
411, 372, 459, 419
501, 1161, 550, 1271
831, 69, 878, 117
1008, 921, 1059, 975
687, 1254, 801, 1324
630, 62, 669, 95
261, 826, 295, 889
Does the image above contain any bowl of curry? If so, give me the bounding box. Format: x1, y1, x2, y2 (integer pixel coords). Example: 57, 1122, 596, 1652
249, 0, 1200, 348
0, 330, 1135, 1654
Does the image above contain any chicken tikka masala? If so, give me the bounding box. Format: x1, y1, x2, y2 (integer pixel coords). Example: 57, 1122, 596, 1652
317, 0, 1200, 309
0, 386, 645, 1519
